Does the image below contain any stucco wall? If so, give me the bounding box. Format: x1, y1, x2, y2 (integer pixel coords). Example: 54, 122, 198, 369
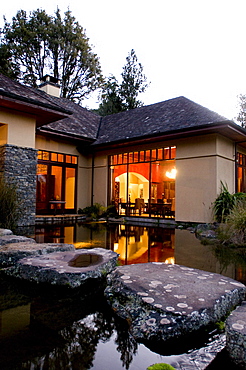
175, 134, 235, 223
93, 154, 108, 206
0, 110, 35, 148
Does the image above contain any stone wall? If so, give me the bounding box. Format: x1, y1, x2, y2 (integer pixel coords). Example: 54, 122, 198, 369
0, 144, 37, 226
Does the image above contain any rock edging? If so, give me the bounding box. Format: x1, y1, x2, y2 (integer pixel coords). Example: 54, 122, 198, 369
226, 301, 246, 368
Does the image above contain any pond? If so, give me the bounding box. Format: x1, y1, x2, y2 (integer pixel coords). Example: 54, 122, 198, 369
1, 222, 245, 369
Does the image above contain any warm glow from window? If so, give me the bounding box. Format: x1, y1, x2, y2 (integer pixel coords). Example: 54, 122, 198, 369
166, 168, 177, 179
165, 257, 175, 264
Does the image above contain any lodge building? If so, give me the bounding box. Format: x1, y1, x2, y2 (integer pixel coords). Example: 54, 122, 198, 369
1, 73, 246, 226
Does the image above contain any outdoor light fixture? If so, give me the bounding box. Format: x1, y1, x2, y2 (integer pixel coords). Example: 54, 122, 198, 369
165, 168, 177, 179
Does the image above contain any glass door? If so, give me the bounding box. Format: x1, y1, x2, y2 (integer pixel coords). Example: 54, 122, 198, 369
36, 150, 77, 215
36, 164, 48, 212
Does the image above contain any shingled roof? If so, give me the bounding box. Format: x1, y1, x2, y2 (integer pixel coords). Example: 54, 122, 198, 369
0, 73, 101, 139
37, 97, 101, 141
2, 73, 244, 146
94, 96, 232, 145
0, 73, 69, 115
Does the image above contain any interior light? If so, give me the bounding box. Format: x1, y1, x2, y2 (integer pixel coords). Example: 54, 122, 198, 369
166, 168, 177, 179
115, 177, 120, 182
165, 257, 175, 265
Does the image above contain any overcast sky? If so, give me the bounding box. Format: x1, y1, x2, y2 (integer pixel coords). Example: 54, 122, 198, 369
1, 0, 246, 120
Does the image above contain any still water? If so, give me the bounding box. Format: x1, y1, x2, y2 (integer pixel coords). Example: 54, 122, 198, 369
1, 222, 245, 369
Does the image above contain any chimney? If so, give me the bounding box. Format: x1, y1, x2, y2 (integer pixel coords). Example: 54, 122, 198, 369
39, 75, 60, 98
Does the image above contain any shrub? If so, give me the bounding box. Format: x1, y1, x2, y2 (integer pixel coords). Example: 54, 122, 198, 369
78, 203, 119, 220
212, 182, 235, 223
101, 204, 119, 219
0, 177, 21, 230
78, 203, 106, 219
224, 198, 246, 246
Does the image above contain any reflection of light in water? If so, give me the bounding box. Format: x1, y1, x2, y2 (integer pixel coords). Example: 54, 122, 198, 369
114, 243, 119, 251
74, 240, 102, 249
165, 257, 175, 264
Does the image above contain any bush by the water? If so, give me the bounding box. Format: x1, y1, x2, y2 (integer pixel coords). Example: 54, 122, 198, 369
0, 177, 21, 230
78, 203, 119, 220
212, 182, 246, 247
218, 198, 246, 246
213, 182, 236, 223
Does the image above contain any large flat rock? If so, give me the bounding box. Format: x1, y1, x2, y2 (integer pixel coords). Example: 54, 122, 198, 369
0, 234, 35, 246
5, 248, 119, 288
105, 263, 246, 342
226, 301, 246, 368
0, 242, 75, 266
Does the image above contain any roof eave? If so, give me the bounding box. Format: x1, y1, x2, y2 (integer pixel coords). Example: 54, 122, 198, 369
91, 121, 246, 151
36, 127, 96, 144
0, 92, 71, 126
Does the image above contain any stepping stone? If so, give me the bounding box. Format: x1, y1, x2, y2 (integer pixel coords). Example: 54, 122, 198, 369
226, 301, 246, 368
0, 242, 75, 266
105, 263, 246, 342
0, 228, 13, 236
0, 234, 35, 246
5, 248, 118, 288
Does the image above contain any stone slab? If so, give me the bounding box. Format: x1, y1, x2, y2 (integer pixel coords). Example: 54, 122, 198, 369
0, 234, 35, 246
105, 263, 246, 342
226, 301, 246, 368
0, 242, 75, 266
0, 228, 13, 236
5, 248, 119, 288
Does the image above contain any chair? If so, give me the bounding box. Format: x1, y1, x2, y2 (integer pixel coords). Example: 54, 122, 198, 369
135, 198, 145, 215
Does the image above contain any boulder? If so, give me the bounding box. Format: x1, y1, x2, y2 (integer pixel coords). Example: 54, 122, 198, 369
105, 263, 246, 343
5, 248, 118, 288
0, 242, 75, 266
226, 301, 246, 368
0, 228, 13, 236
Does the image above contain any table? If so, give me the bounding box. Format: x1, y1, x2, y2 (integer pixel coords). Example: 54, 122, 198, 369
49, 200, 66, 215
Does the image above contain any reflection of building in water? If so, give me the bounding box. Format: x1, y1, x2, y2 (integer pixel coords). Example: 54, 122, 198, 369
113, 225, 175, 265
0, 304, 30, 339
175, 229, 246, 285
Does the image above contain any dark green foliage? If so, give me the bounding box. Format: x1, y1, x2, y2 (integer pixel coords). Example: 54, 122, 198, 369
0, 44, 19, 79
97, 49, 149, 115
96, 76, 125, 116
78, 203, 106, 219
236, 94, 246, 128
120, 49, 149, 110
78, 204, 119, 220
219, 198, 246, 246
0, 8, 103, 102
147, 364, 176, 370
101, 204, 119, 219
0, 177, 21, 230
212, 182, 236, 223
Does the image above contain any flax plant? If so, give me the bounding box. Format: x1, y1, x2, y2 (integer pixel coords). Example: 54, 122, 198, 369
212, 182, 235, 223
224, 198, 246, 246
0, 177, 21, 230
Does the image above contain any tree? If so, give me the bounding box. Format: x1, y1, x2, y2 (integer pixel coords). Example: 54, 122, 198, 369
0, 9, 103, 103
97, 49, 149, 115
236, 94, 246, 128
120, 49, 149, 110
96, 76, 125, 116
